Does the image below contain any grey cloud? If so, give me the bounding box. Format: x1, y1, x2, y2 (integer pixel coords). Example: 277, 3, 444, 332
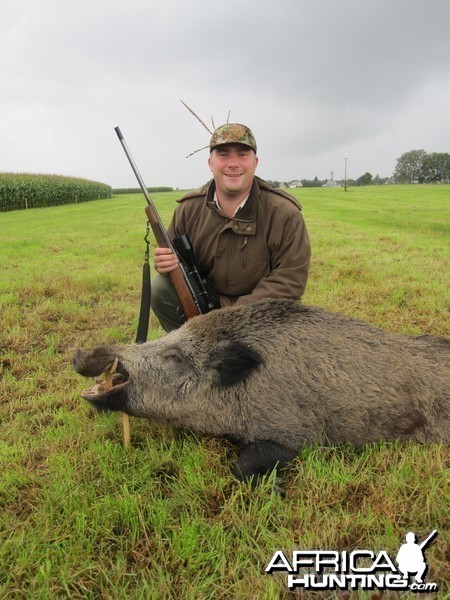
1, 0, 449, 188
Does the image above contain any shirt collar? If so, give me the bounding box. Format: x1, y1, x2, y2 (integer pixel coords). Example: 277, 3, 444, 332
213, 192, 249, 217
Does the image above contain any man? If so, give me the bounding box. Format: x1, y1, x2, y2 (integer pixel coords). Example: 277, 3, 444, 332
396, 532, 428, 584
151, 123, 311, 332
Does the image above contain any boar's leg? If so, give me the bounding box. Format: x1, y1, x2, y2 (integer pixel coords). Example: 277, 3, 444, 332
232, 441, 297, 488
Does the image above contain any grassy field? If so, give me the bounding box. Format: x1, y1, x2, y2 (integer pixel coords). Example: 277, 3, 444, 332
0, 184, 449, 598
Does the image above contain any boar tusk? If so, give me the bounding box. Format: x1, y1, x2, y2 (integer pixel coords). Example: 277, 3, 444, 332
104, 357, 119, 390
104, 358, 130, 450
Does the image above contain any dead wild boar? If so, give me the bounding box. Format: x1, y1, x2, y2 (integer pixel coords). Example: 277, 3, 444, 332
73, 298, 449, 482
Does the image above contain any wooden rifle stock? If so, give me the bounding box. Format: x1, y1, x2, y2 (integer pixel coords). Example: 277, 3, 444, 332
143, 204, 201, 318
115, 126, 202, 318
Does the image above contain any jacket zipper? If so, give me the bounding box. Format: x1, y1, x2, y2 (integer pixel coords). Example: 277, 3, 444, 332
239, 236, 248, 269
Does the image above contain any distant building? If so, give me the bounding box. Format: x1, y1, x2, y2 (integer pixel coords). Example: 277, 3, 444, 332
287, 180, 303, 188
322, 171, 340, 187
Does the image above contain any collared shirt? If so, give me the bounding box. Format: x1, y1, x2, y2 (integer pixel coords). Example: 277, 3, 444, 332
213, 192, 249, 217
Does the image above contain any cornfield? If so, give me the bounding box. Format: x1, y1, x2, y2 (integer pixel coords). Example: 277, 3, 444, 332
0, 173, 112, 212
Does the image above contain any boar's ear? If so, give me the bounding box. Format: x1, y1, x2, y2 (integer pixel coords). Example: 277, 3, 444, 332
211, 341, 264, 387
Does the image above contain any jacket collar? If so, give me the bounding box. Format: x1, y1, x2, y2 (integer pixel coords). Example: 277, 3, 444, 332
205, 177, 259, 222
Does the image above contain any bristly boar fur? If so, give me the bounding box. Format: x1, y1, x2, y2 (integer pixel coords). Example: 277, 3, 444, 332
73, 298, 449, 483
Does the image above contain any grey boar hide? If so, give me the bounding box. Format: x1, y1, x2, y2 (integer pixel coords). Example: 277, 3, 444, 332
73, 298, 449, 482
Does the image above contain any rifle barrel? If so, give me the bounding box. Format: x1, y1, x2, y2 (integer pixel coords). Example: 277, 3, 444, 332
419, 529, 437, 550
114, 126, 172, 249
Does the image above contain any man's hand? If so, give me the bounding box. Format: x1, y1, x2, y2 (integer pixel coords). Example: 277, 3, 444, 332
154, 247, 179, 274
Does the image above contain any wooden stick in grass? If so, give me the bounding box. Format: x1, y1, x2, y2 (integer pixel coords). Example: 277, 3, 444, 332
104, 358, 131, 450
121, 413, 131, 450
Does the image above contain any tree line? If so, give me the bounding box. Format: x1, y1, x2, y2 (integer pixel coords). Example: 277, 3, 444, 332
268, 174, 391, 188
393, 150, 450, 184
352, 150, 450, 186
269, 149, 449, 188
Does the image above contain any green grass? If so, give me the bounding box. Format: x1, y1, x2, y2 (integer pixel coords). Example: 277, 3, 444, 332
0, 185, 449, 598
298, 184, 449, 335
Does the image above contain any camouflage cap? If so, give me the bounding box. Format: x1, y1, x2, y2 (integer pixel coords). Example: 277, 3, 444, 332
209, 123, 257, 153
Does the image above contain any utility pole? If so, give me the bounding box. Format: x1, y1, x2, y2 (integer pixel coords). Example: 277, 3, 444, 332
344, 157, 349, 191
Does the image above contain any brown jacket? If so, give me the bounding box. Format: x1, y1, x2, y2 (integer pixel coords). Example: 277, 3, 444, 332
168, 176, 311, 307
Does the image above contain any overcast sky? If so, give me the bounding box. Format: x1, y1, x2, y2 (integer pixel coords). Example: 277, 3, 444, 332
2, 0, 449, 189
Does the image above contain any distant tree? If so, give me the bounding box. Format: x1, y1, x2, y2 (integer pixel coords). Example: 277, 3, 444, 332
356, 172, 373, 186
372, 174, 388, 185
421, 152, 450, 183
300, 176, 325, 188
394, 149, 427, 183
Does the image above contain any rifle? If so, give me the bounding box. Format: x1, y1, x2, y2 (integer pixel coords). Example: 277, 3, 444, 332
419, 530, 437, 551
114, 126, 214, 320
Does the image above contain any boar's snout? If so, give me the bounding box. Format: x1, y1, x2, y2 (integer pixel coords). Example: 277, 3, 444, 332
73, 346, 118, 377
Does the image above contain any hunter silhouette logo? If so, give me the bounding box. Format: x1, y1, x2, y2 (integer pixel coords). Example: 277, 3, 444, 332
266, 530, 439, 593
396, 530, 437, 584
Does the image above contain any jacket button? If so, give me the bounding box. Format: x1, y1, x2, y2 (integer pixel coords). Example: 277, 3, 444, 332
246, 226, 252, 231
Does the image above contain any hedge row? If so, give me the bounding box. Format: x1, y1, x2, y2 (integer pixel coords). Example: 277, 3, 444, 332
0, 173, 112, 212
112, 186, 174, 194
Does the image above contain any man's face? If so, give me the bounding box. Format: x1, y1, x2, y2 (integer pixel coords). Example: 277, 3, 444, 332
208, 143, 258, 199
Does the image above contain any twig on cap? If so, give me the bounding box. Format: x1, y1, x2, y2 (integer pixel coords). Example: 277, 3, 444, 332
185, 145, 209, 159
180, 99, 213, 134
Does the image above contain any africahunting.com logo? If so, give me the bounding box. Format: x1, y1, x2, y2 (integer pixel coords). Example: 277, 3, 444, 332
266, 530, 439, 593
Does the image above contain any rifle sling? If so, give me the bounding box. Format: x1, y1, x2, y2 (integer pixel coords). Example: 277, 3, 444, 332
135, 225, 151, 344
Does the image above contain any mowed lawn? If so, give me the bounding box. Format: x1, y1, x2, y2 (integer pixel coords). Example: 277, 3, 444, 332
0, 184, 449, 598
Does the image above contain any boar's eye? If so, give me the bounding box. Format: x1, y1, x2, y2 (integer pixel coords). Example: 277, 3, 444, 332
165, 353, 182, 363
162, 348, 185, 366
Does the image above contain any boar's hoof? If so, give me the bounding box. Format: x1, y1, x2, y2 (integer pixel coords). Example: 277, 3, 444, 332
232, 441, 296, 491
272, 478, 287, 497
